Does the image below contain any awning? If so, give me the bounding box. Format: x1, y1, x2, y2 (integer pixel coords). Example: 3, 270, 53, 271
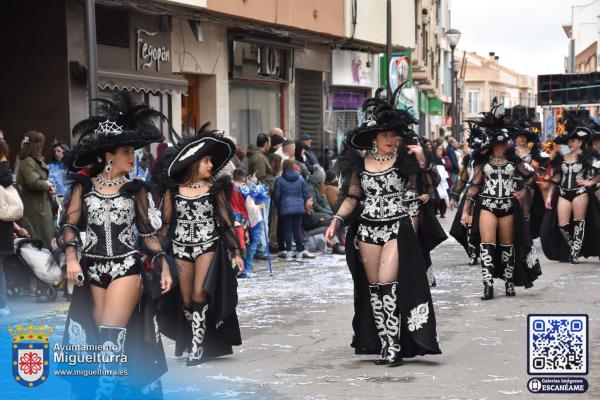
98, 69, 189, 95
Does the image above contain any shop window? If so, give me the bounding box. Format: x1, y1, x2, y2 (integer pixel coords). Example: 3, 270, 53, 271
228, 82, 282, 150
467, 90, 480, 114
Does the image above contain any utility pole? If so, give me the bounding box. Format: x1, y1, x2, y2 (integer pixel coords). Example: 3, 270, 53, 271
85, 0, 98, 116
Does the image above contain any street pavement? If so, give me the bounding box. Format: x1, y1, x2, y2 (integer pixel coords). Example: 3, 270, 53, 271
2, 210, 599, 399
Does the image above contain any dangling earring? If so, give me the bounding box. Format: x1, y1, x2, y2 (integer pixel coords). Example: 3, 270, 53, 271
371, 141, 378, 154
105, 159, 113, 173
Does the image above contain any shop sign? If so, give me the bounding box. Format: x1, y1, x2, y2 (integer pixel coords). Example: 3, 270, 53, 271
380, 50, 413, 90
332, 50, 374, 87
136, 29, 171, 71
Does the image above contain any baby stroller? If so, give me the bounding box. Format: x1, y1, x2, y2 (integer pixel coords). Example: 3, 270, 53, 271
12, 238, 64, 302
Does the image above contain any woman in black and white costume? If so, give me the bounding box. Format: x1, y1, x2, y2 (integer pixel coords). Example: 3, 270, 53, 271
449, 121, 488, 266
461, 107, 542, 300
58, 93, 174, 398
506, 110, 549, 238
157, 126, 243, 366
325, 89, 441, 366
541, 111, 600, 264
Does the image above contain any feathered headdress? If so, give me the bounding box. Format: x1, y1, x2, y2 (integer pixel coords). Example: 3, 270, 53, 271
66, 91, 170, 170
345, 85, 419, 150
553, 109, 592, 145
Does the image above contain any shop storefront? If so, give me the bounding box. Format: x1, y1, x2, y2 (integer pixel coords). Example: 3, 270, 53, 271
327, 50, 376, 158
228, 36, 293, 149
94, 6, 188, 138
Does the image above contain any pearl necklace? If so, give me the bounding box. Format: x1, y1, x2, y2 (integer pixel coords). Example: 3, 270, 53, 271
96, 173, 130, 188
369, 148, 397, 163
186, 180, 206, 189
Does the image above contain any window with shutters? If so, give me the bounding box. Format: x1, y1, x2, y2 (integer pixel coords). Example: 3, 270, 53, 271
96, 6, 129, 48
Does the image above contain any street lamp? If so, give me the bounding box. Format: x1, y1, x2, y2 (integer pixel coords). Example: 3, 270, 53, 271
446, 28, 461, 139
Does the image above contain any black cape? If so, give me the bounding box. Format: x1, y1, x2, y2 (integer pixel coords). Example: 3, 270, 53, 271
540, 192, 600, 262
156, 241, 242, 358
346, 216, 442, 358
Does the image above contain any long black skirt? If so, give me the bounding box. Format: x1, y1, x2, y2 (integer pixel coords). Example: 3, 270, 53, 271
540, 192, 600, 262
449, 196, 470, 256
471, 198, 542, 287
157, 242, 242, 359
60, 259, 168, 398
418, 200, 448, 270
346, 216, 442, 358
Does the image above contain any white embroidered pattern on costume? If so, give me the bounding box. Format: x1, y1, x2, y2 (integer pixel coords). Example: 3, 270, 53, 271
173, 193, 219, 246
525, 246, 540, 270
357, 219, 401, 244
87, 255, 137, 283
407, 302, 430, 332
148, 194, 162, 231
67, 319, 87, 346
360, 168, 408, 221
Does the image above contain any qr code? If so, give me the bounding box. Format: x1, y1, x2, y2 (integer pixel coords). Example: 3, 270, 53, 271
528, 315, 588, 375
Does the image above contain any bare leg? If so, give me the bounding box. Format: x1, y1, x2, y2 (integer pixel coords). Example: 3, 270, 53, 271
358, 241, 383, 285
99, 275, 143, 327
377, 240, 399, 284
177, 258, 195, 308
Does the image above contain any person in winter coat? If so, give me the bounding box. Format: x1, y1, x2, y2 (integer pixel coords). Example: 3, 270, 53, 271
0, 132, 15, 316
16, 131, 55, 249
305, 165, 333, 230
273, 159, 309, 261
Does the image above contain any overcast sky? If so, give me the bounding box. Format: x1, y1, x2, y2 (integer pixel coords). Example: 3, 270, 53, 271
451, 0, 592, 77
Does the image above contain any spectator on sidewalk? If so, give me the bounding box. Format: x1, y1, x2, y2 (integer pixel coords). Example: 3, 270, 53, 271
304, 166, 333, 230
294, 142, 311, 178
16, 131, 55, 250
446, 137, 460, 189
0, 132, 14, 316
248, 133, 276, 257
433, 145, 450, 218
48, 140, 70, 196
233, 169, 269, 278
282, 140, 296, 161
273, 159, 309, 261
298, 133, 320, 172
268, 133, 285, 160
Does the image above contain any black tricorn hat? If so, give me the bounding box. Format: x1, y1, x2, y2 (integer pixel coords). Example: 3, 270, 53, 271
345, 86, 418, 150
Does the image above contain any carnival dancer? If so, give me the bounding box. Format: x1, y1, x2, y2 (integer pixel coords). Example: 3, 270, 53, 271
540, 111, 600, 264
157, 125, 243, 366
505, 108, 549, 238
449, 122, 489, 265
58, 92, 174, 398
461, 107, 542, 300
325, 89, 441, 367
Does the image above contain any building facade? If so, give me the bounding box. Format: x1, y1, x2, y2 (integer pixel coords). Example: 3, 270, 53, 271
459, 51, 536, 123
0, 0, 456, 164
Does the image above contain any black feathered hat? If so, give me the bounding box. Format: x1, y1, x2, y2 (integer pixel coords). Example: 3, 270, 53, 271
553, 109, 592, 145
479, 105, 510, 147
345, 86, 419, 150
464, 120, 489, 151
66, 92, 168, 170
164, 123, 236, 182
505, 106, 539, 143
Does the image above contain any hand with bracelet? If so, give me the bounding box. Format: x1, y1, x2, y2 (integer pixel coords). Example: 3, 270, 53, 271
325, 215, 343, 246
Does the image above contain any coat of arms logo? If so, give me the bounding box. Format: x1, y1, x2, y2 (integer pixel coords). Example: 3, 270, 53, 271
8, 323, 53, 388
